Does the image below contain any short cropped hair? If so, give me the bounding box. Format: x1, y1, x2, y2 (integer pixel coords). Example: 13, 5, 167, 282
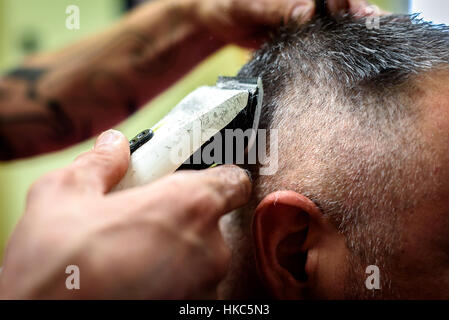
237, 14, 449, 298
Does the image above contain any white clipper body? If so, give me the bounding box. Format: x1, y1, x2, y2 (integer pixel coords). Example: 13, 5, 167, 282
113, 77, 263, 191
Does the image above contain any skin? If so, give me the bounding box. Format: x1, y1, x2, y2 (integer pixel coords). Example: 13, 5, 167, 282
0, 0, 379, 299
242, 71, 449, 299
388, 70, 449, 299
252, 191, 349, 299
0, 130, 251, 299
0, 0, 375, 160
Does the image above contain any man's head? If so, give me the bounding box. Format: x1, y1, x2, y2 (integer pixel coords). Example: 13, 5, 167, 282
219, 14, 449, 299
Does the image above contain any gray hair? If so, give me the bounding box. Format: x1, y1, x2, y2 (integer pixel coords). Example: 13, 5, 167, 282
236, 14, 449, 298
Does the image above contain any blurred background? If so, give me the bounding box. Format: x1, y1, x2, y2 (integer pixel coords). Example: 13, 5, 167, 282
0, 0, 442, 261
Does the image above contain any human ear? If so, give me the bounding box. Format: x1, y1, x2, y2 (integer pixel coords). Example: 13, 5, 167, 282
252, 190, 343, 299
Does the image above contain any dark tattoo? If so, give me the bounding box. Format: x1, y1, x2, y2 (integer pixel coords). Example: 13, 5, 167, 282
0, 5, 194, 159
0, 87, 10, 100
6, 68, 47, 99
0, 67, 50, 126
0, 67, 76, 146
46, 100, 75, 136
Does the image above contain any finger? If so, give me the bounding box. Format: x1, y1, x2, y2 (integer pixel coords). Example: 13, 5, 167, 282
348, 0, 370, 15
69, 129, 130, 194
114, 165, 252, 221
347, 0, 390, 17
247, 0, 314, 25
326, 0, 349, 14
166, 165, 252, 220
284, 0, 315, 24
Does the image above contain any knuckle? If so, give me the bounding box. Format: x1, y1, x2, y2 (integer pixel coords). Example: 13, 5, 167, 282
157, 171, 193, 195
167, 170, 196, 184
77, 149, 114, 168
160, 172, 184, 188
188, 189, 225, 221
164, 172, 228, 219
32, 169, 76, 190
26, 170, 76, 203
26, 180, 43, 203
162, 172, 206, 199
92, 149, 116, 166
53, 169, 78, 187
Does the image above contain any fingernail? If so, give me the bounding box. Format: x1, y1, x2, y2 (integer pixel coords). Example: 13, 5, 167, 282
243, 169, 253, 183
217, 165, 252, 184
95, 129, 122, 150
291, 4, 313, 22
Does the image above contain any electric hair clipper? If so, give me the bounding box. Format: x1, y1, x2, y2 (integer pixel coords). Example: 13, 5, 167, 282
113, 76, 263, 191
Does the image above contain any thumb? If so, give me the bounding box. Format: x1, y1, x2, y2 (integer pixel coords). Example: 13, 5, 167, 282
285, 0, 314, 24
70, 129, 130, 194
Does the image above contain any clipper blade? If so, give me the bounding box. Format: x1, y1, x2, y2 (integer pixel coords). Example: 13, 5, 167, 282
180, 76, 263, 170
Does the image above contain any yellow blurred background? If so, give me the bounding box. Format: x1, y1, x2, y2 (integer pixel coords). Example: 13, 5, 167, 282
0, 0, 408, 262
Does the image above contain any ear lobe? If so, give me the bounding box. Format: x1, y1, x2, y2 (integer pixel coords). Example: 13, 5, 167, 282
252, 191, 322, 299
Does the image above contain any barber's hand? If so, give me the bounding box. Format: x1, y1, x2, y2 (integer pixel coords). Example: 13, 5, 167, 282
0, 130, 251, 299
194, 0, 385, 48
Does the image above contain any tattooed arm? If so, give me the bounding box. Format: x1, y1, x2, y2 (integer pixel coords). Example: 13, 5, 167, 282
0, 0, 224, 160
0, 0, 375, 160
